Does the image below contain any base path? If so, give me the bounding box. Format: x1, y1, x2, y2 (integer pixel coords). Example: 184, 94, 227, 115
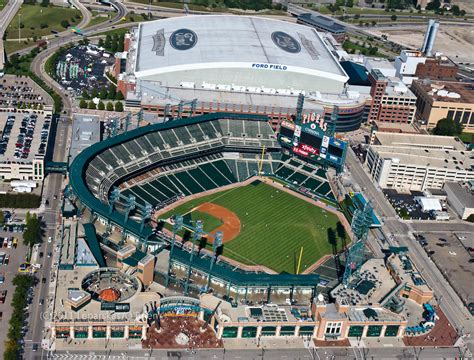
196, 202, 241, 243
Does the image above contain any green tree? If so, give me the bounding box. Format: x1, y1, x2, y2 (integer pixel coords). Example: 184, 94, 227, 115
433, 118, 463, 136
391, 14, 397, 20
98, 38, 105, 48
98, 101, 105, 110
115, 91, 124, 101
107, 86, 116, 100
0, 211, 4, 224
114, 101, 123, 112
23, 212, 40, 248
79, 99, 87, 108
106, 102, 114, 111
426, 0, 441, 10
104, 34, 112, 50
60, 20, 70, 29
40, 0, 50, 6
81, 89, 89, 99
88, 101, 96, 110
99, 87, 108, 100
467, 214, 474, 223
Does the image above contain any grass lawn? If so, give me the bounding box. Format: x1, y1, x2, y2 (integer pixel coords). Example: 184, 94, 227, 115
4, 39, 35, 54
459, 132, 473, 144
160, 182, 345, 274
6, 4, 82, 40
84, 11, 111, 29
0, 0, 7, 10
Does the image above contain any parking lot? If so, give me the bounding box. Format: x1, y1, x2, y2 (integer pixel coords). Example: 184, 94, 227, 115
55, 45, 114, 96
416, 232, 474, 310
0, 112, 51, 161
0, 75, 53, 114
383, 189, 433, 220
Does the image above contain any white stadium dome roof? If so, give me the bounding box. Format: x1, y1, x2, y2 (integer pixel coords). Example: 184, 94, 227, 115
133, 15, 348, 84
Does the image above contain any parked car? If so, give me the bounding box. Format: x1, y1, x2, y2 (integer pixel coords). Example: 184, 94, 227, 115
0, 290, 7, 304
0, 274, 4, 284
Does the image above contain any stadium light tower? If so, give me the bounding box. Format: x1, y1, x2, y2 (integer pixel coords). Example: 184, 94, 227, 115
108, 187, 121, 214
123, 194, 136, 223
140, 202, 153, 232
207, 231, 223, 290
184, 220, 203, 295
124, 113, 132, 132
342, 202, 373, 287
165, 215, 184, 287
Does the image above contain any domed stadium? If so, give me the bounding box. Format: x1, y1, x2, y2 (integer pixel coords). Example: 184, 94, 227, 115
81, 268, 141, 302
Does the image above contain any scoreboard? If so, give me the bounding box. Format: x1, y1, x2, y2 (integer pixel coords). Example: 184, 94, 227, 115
278, 116, 347, 171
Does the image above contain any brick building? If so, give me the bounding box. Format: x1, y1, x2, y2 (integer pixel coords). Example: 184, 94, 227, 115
367, 69, 417, 124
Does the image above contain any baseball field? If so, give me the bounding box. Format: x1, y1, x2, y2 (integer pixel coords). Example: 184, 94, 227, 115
159, 181, 346, 274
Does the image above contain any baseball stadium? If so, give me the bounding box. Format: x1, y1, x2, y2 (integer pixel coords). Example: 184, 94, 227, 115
69, 112, 350, 304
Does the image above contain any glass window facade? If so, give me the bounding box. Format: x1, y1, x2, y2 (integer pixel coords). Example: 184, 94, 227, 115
299, 326, 315, 336
261, 326, 276, 336
348, 325, 364, 338
367, 325, 383, 337
222, 326, 238, 338
280, 326, 295, 336
384, 325, 399, 337
242, 326, 257, 338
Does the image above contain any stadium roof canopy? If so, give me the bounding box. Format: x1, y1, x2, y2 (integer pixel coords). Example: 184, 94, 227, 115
133, 15, 348, 83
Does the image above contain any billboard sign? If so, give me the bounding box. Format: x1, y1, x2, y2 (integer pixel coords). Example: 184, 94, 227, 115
300, 143, 319, 155
294, 124, 302, 138
293, 146, 308, 157
281, 121, 295, 130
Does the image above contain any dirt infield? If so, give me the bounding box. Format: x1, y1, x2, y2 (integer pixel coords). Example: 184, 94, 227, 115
196, 202, 241, 243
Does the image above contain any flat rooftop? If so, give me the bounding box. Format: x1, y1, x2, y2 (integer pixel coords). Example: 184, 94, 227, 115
297, 13, 346, 33
134, 15, 347, 80
0, 112, 51, 162
373, 146, 474, 171
374, 121, 420, 134
414, 80, 474, 104
373, 132, 467, 151
70, 114, 101, 162
444, 182, 474, 208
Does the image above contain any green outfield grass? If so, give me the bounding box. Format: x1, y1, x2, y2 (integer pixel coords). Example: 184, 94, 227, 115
160, 181, 345, 274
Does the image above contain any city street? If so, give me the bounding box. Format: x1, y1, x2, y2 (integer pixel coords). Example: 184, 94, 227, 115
36, 345, 463, 359
345, 149, 473, 353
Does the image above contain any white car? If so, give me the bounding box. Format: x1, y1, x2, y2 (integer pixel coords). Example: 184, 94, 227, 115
48, 236, 52, 243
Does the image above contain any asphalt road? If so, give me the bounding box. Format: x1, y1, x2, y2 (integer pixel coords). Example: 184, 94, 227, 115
345, 149, 473, 353
20, 117, 72, 360
35, 345, 463, 359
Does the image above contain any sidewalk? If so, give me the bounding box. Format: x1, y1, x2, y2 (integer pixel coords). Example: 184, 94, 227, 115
223, 337, 306, 350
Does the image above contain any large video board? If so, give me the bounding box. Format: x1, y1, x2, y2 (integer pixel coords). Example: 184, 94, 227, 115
278, 116, 347, 169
